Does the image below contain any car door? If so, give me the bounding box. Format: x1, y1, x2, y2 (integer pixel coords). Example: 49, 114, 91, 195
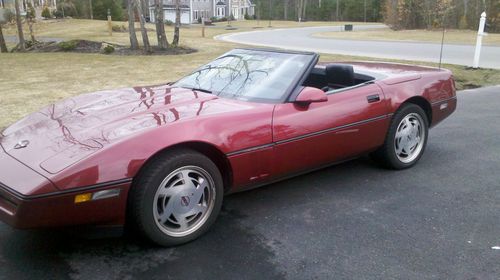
271, 83, 390, 178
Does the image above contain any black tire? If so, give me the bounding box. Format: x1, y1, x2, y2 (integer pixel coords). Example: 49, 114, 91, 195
371, 103, 429, 170
128, 149, 224, 246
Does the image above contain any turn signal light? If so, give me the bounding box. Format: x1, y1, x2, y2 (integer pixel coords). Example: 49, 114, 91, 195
74, 193, 92, 204
74, 189, 121, 204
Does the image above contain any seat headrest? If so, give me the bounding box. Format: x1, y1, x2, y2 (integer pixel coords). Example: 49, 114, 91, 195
325, 64, 355, 87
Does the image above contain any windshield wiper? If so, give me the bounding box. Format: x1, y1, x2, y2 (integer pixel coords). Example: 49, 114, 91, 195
186, 87, 212, 94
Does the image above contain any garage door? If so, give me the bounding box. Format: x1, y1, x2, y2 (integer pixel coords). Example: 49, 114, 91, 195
165, 10, 190, 24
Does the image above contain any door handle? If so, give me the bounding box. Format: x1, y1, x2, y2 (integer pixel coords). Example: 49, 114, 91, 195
367, 94, 380, 103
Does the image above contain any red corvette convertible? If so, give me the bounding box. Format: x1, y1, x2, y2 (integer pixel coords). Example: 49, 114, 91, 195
0, 49, 456, 246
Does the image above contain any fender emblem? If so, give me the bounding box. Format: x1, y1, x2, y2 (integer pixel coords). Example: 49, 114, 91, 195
14, 140, 30, 149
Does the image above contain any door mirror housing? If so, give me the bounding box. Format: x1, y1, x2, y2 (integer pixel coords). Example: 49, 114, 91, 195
295, 87, 328, 104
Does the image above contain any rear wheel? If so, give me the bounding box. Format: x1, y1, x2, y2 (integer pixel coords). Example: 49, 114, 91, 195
371, 104, 428, 169
128, 149, 223, 246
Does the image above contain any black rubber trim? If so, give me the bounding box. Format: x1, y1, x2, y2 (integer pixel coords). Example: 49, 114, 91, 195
226, 114, 391, 156
431, 96, 457, 105
0, 178, 133, 201
275, 115, 389, 145
226, 143, 274, 157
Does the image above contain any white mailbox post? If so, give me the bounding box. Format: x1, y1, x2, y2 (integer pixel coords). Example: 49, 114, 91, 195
472, 12, 487, 69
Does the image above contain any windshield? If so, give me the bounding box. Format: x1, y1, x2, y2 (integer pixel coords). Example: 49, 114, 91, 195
173, 49, 316, 103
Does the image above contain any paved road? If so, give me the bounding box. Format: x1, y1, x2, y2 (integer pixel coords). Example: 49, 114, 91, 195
1, 86, 500, 279
216, 25, 500, 69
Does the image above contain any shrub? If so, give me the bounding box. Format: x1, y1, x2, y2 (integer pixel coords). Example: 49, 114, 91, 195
165, 20, 174, 26
458, 15, 468, 30
197, 17, 202, 24
244, 13, 251, 20
58, 40, 77, 51
25, 40, 37, 48
26, 3, 36, 20
111, 24, 127, 32
103, 45, 115, 54
3, 9, 15, 23
41, 7, 52, 19
57, 2, 79, 18
53, 10, 64, 19
209, 17, 228, 23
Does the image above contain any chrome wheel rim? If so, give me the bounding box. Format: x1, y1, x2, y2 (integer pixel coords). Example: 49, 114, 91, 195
394, 113, 425, 164
153, 166, 216, 237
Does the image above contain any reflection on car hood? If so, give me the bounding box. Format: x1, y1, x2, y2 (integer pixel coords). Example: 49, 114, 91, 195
0, 84, 251, 174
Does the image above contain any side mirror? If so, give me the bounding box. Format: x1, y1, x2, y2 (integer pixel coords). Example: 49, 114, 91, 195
295, 87, 328, 104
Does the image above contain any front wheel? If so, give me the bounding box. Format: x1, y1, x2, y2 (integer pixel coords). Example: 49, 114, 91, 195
128, 149, 223, 246
371, 104, 429, 169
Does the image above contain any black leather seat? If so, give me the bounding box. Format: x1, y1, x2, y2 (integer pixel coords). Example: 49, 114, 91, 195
321, 64, 355, 92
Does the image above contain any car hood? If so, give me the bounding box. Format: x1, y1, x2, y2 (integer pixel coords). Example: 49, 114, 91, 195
0, 85, 252, 174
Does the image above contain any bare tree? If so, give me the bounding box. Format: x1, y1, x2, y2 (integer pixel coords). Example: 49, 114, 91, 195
336, 0, 340, 21
26, 2, 36, 42
297, 0, 308, 21
0, 24, 8, 53
155, 0, 168, 49
302, 0, 308, 20
14, 0, 25, 50
140, 0, 148, 18
135, 0, 151, 52
128, 0, 139, 49
89, 0, 93, 19
284, 0, 288, 20
172, 0, 180, 46
297, 0, 303, 21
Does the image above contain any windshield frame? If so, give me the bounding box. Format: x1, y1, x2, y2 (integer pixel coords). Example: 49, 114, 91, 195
172, 48, 319, 104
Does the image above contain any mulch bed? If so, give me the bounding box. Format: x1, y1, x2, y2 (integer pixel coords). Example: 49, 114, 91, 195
12, 40, 197, 55
113, 46, 197, 55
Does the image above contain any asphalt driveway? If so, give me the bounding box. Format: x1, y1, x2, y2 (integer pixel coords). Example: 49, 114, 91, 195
0, 86, 499, 280
215, 25, 500, 69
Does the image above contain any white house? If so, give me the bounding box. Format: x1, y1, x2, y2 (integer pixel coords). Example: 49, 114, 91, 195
230, 0, 255, 20
149, 0, 254, 24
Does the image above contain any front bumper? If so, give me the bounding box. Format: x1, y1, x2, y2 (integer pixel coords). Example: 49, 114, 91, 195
0, 180, 131, 229
0, 145, 131, 229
